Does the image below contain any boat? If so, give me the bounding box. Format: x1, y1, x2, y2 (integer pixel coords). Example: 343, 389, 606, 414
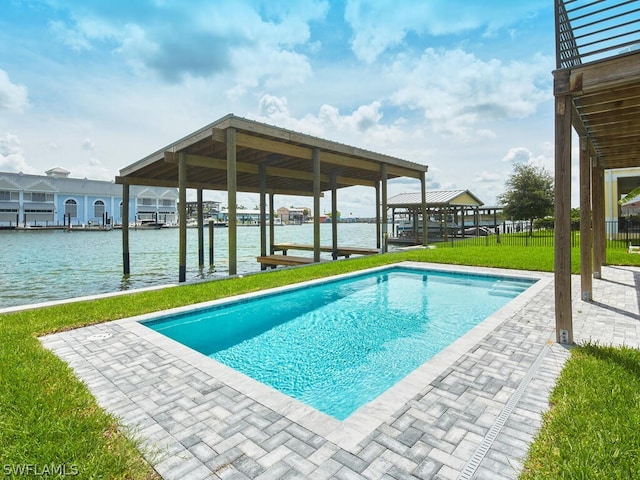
185, 218, 228, 228
136, 219, 166, 229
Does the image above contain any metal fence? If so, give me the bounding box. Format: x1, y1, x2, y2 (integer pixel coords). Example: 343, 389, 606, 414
447, 221, 640, 249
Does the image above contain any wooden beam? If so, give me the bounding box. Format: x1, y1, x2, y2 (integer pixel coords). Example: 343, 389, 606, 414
592, 160, 606, 277
421, 172, 428, 246
375, 183, 381, 250
259, 163, 267, 269
209, 220, 215, 267
215, 116, 429, 172
178, 152, 187, 283
122, 182, 130, 275
570, 53, 640, 94
381, 164, 388, 252
320, 151, 379, 173
579, 135, 593, 301
216, 129, 314, 160
554, 86, 574, 345
177, 153, 376, 187
227, 128, 237, 276
331, 173, 338, 260
269, 193, 275, 255
197, 188, 204, 268
313, 148, 321, 263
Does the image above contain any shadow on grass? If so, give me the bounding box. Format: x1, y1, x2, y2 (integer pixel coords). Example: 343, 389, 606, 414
579, 342, 640, 379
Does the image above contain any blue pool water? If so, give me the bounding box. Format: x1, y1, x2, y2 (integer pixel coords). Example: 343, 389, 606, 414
144, 267, 535, 420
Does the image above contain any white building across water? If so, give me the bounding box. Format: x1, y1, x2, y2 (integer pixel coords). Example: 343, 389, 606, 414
0, 167, 177, 227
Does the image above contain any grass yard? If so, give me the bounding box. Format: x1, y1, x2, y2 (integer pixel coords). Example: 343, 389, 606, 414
520, 343, 640, 479
1, 245, 639, 478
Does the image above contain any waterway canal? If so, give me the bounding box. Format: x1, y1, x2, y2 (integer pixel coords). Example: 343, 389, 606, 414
0, 223, 379, 309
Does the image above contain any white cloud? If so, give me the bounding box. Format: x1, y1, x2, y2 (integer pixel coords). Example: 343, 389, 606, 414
475, 171, 504, 183
0, 133, 34, 173
81, 138, 95, 151
502, 146, 553, 171
389, 49, 552, 141
502, 146, 532, 165
0, 70, 28, 113
345, 0, 549, 62
72, 158, 114, 181
49, 1, 326, 90
252, 95, 411, 155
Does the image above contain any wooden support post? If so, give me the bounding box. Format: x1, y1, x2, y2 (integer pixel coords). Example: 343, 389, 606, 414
554, 84, 574, 345
269, 193, 275, 255
227, 128, 238, 275
313, 148, 321, 262
579, 136, 593, 301
391, 208, 396, 238
375, 183, 381, 250
414, 208, 419, 245
178, 152, 187, 283
381, 164, 388, 252
421, 172, 428, 246
209, 219, 214, 267
592, 160, 605, 276
122, 181, 130, 275
197, 188, 204, 268
331, 173, 338, 260
259, 163, 267, 270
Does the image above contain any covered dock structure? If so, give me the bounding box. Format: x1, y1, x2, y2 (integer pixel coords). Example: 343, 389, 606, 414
553, 0, 640, 344
387, 190, 484, 245
116, 114, 429, 281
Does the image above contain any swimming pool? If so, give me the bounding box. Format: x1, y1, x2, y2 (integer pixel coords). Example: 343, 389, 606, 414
144, 266, 536, 420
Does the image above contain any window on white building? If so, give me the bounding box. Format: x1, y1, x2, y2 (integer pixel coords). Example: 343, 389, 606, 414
24, 192, 54, 202
0, 190, 19, 201
94, 200, 105, 218
64, 199, 78, 217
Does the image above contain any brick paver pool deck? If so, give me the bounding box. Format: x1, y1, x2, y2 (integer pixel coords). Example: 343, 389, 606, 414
40, 262, 640, 479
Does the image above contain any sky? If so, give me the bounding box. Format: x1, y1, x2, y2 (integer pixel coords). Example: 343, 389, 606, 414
0, 0, 577, 217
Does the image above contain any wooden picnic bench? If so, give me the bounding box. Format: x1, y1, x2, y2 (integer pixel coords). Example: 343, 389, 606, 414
272, 243, 379, 258
256, 254, 316, 268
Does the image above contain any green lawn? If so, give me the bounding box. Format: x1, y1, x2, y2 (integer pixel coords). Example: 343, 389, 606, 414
520, 343, 640, 479
1, 245, 639, 478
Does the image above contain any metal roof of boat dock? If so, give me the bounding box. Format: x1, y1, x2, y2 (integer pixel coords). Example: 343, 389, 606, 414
388, 189, 484, 208
116, 114, 428, 196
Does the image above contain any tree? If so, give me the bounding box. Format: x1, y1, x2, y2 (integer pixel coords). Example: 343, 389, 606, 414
498, 163, 554, 235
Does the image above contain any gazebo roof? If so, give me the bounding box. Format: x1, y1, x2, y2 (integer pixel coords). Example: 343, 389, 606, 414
117, 114, 428, 196
388, 189, 484, 208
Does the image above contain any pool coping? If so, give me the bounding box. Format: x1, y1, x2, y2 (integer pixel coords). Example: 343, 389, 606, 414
109, 261, 553, 452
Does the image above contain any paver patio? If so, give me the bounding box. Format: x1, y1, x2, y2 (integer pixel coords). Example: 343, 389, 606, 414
40, 262, 640, 479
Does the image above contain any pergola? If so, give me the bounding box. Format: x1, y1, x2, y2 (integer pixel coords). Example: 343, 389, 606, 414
116, 114, 429, 280
554, 0, 640, 344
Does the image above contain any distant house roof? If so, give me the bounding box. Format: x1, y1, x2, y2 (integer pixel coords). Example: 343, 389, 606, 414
388, 190, 484, 208
0, 170, 176, 198
45, 167, 71, 178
